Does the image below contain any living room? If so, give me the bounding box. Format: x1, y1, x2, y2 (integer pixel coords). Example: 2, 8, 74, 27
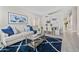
0, 6, 79, 52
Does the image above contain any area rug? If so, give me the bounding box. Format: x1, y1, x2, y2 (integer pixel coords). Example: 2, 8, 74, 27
0, 36, 62, 52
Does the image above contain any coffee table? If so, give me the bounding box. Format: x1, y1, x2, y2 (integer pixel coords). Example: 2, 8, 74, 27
27, 33, 45, 49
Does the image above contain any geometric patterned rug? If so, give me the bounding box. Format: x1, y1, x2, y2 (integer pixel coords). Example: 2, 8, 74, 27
0, 36, 62, 52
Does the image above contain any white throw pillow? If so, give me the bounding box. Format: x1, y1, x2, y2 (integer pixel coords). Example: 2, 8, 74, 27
25, 26, 30, 32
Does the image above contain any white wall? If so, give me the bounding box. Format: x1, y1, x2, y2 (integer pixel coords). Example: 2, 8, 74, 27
71, 7, 77, 32
77, 7, 79, 35
0, 6, 41, 28
63, 7, 77, 33
0, 7, 3, 28
61, 7, 79, 52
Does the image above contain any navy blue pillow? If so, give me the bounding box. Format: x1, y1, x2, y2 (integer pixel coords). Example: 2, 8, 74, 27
33, 30, 37, 34
27, 25, 37, 34
30, 26, 37, 34
30, 26, 34, 31
1, 26, 14, 36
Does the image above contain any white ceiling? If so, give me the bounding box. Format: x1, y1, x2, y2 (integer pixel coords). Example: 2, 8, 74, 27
18, 6, 72, 16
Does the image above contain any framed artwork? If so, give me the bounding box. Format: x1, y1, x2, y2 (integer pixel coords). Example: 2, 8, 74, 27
46, 21, 50, 23
8, 12, 28, 23
52, 18, 56, 21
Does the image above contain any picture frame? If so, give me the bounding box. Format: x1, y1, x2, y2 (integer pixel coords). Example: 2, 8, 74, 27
8, 12, 28, 24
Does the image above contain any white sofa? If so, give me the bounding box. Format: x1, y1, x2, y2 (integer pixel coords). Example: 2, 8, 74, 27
0, 25, 34, 47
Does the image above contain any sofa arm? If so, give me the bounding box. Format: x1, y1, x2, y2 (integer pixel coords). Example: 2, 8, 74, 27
0, 32, 8, 46
0, 30, 8, 38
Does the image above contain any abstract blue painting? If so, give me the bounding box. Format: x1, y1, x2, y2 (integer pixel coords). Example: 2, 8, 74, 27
8, 12, 28, 23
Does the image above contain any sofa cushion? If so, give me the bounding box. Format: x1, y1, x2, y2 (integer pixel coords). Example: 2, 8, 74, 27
15, 25, 25, 33
1, 26, 14, 36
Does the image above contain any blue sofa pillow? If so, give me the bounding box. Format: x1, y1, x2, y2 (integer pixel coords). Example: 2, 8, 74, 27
1, 26, 14, 36
27, 25, 37, 34
30, 26, 37, 34
33, 30, 37, 34
30, 26, 34, 31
